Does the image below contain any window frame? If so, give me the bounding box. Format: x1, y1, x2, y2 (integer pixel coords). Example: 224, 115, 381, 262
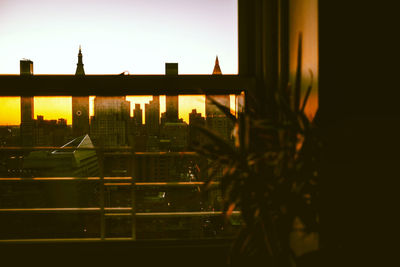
0, 0, 289, 244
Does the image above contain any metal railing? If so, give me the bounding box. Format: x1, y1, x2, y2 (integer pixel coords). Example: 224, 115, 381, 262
0, 147, 241, 242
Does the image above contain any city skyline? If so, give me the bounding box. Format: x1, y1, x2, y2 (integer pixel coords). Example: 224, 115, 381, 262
0, 0, 238, 125
0, 48, 236, 126
0, 94, 234, 126
3, 53, 236, 149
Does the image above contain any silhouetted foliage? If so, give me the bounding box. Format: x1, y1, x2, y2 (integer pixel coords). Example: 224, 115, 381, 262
192, 34, 320, 267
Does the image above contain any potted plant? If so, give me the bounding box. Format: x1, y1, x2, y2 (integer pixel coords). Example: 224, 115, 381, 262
193, 35, 321, 267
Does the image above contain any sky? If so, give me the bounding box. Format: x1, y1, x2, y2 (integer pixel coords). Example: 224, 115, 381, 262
0, 0, 238, 125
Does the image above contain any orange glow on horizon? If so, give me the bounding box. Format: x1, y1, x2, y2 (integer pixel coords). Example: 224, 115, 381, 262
0, 95, 241, 125
0, 93, 319, 125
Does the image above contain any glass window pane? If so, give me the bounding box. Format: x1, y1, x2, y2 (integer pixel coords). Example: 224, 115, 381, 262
0, 94, 243, 240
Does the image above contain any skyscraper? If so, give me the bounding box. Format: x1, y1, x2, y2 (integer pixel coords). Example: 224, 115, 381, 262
145, 96, 160, 136
20, 59, 34, 146
205, 56, 230, 117
72, 46, 89, 138
133, 104, 143, 126
188, 109, 205, 147
90, 96, 130, 147
165, 63, 179, 123
205, 56, 232, 141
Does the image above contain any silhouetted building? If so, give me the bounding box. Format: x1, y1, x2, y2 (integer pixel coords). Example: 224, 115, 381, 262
34, 116, 71, 146
205, 56, 233, 141
160, 112, 167, 125
145, 96, 160, 136
20, 59, 34, 146
165, 63, 179, 123
133, 104, 143, 126
188, 109, 205, 147
72, 46, 90, 138
90, 96, 130, 146
160, 122, 188, 151
134, 154, 194, 182
128, 103, 146, 150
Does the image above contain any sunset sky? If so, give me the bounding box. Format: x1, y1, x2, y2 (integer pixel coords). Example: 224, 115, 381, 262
0, 0, 238, 125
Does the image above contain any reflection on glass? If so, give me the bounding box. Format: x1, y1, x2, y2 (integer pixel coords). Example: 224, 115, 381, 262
0, 94, 243, 240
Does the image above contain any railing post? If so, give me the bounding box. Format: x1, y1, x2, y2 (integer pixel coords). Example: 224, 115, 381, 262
98, 145, 105, 240
131, 150, 137, 240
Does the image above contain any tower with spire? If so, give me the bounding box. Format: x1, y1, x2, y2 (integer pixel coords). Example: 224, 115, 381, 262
212, 55, 222, 75
205, 56, 232, 141
206, 56, 230, 117
75, 45, 85, 75
72, 46, 90, 137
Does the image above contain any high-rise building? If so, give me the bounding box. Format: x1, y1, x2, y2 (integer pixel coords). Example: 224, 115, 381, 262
165, 63, 179, 123
205, 56, 232, 141
133, 104, 143, 126
160, 122, 188, 152
188, 109, 205, 147
72, 46, 90, 138
90, 96, 130, 147
20, 59, 34, 146
34, 115, 71, 146
145, 96, 160, 136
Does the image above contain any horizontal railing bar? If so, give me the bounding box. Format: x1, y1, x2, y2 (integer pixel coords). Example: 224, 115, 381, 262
135, 211, 241, 217
104, 183, 132, 186
0, 238, 104, 243
0, 74, 252, 96
0, 177, 101, 181
0, 237, 234, 243
0, 207, 131, 213
0, 178, 219, 186
0, 208, 100, 213
0, 238, 137, 243
134, 182, 218, 186
0, 208, 240, 216
0, 147, 199, 155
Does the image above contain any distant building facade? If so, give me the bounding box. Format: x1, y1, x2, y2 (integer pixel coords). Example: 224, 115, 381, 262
34, 116, 71, 146
188, 109, 205, 147
160, 122, 188, 152
133, 104, 143, 126
145, 96, 160, 137
90, 96, 130, 147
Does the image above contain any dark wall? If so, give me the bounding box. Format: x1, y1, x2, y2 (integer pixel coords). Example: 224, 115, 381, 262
318, 1, 398, 266
0, 239, 232, 267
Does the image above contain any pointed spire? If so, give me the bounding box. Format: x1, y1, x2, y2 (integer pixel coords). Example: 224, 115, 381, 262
75, 45, 85, 76
212, 55, 222, 75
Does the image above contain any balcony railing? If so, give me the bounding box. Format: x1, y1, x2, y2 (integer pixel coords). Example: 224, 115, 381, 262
0, 147, 241, 242
0, 73, 249, 242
